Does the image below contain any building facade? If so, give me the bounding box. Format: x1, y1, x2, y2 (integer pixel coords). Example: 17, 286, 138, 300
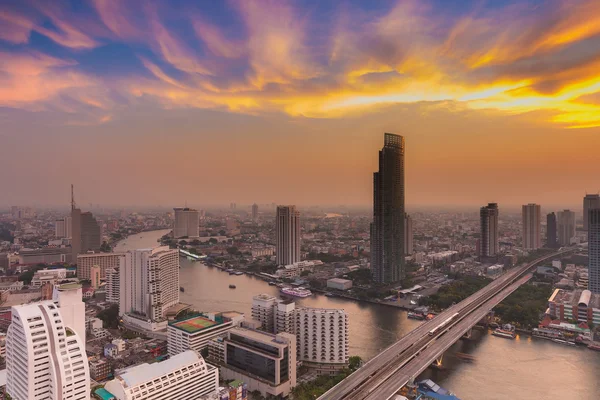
168, 312, 241, 356
77, 252, 125, 280
252, 203, 259, 222
546, 212, 558, 248
557, 210, 576, 246
589, 208, 600, 294
6, 300, 90, 400
404, 213, 413, 256
55, 218, 66, 238
104, 350, 218, 400
371, 133, 406, 283
295, 307, 349, 374
480, 203, 499, 258
119, 247, 179, 328
583, 194, 600, 231
71, 208, 101, 260
276, 206, 301, 266
173, 207, 200, 238
522, 203, 542, 250
105, 267, 120, 304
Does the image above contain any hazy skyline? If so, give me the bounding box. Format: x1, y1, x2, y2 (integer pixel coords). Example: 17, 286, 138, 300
2, 0, 600, 208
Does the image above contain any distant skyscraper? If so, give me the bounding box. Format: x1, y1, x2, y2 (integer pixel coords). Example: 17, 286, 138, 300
546, 212, 558, 248
404, 213, 413, 255
173, 207, 199, 238
584, 194, 600, 230
480, 203, 499, 258
588, 209, 600, 294
276, 206, 301, 266
522, 204, 542, 250
557, 210, 576, 246
70, 209, 101, 260
55, 218, 66, 238
371, 133, 405, 283
252, 203, 259, 222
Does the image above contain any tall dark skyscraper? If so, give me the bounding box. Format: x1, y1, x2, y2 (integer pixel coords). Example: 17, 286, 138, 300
480, 203, 499, 258
371, 133, 405, 284
589, 208, 600, 294
70, 185, 101, 260
546, 212, 558, 248
583, 194, 600, 231
276, 205, 301, 266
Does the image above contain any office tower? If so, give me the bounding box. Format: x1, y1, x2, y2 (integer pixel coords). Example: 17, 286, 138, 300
589, 209, 600, 294
71, 210, 101, 260
119, 247, 179, 327
71, 207, 81, 260
295, 307, 349, 374
55, 218, 66, 238
522, 204, 542, 250
557, 210, 576, 246
546, 212, 558, 248
105, 267, 120, 304
173, 207, 200, 238
371, 133, 405, 283
276, 206, 301, 266
215, 327, 296, 398
6, 296, 89, 399
104, 350, 218, 400
168, 312, 243, 356
584, 194, 600, 230
479, 203, 499, 258
77, 252, 125, 280
404, 213, 413, 255
252, 203, 259, 222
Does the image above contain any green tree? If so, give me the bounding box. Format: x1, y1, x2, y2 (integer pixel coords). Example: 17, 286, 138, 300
96, 304, 120, 329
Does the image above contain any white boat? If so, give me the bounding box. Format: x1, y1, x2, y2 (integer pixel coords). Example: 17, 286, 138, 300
280, 287, 312, 298
492, 329, 516, 339
552, 339, 576, 346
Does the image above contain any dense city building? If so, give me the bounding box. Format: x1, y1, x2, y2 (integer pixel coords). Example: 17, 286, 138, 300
168, 312, 243, 356
275, 205, 301, 266
404, 213, 414, 255
105, 267, 120, 304
589, 208, 600, 294
77, 252, 124, 280
583, 194, 600, 231
71, 207, 102, 259
54, 218, 66, 238
104, 350, 218, 400
557, 209, 576, 246
546, 212, 558, 248
173, 207, 200, 238
120, 247, 179, 330
548, 289, 600, 326
252, 203, 259, 222
295, 307, 349, 374
6, 288, 89, 400
479, 203, 499, 258
18, 247, 71, 264
522, 203, 542, 250
371, 133, 406, 283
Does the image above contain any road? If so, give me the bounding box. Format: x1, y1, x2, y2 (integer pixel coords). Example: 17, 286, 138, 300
320, 248, 575, 400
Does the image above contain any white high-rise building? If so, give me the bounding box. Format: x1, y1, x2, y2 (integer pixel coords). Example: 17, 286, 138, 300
173, 208, 199, 238
404, 213, 413, 255
120, 247, 179, 330
251, 293, 277, 332
104, 350, 218, 400
6, 290, 90, 400
276, 206, 301, 266
295, 307, 349, 374
522, 203, 542, 250
52, 283, 87, 343
105, 267, 120, 304
77, 252, 125, 280
557, 210, 576, 246
584, 194, 600, 231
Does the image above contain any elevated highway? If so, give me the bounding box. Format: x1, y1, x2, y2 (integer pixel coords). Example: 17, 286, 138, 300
320, 248, 575, 400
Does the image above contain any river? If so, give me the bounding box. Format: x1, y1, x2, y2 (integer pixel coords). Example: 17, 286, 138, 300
115, 230, 600, 400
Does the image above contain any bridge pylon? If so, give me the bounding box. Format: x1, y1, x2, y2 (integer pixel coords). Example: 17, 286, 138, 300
462, 328, 473, 340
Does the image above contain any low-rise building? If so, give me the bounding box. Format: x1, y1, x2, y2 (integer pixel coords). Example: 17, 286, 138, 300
168, 312, 243, 356
327, 278, 353, 291
104, 350, 218, 400
275, 261, 323, 278
30, 268, 67, 287
548, 289, 600, 326
18, 247, 71, 265
89, 358, 111, 381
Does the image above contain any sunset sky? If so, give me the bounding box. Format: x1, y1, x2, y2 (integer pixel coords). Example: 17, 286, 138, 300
1, 0, 599, 209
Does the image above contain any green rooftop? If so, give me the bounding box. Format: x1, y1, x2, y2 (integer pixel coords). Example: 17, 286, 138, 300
170, 315, 219, 333
94, 388, 115, 400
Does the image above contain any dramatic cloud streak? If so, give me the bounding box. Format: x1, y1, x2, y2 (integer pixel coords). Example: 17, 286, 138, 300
1, 0, 599, 127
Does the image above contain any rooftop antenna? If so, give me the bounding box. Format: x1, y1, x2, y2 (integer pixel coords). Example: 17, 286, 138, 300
71, 184, 76, 210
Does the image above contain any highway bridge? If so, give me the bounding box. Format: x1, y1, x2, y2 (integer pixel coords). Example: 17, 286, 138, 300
320, 248, 576, 400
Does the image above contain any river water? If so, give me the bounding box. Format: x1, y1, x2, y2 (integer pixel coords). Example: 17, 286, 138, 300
115, 230, 600, 400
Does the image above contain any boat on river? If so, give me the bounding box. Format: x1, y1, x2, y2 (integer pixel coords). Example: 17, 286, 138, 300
281, 287, 312, 298
229, 284, 236, 289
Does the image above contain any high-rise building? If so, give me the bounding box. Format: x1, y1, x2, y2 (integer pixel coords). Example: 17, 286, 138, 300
52, 283, 87, 342
120, 247, 179, 330
6, 290, 89, 400
214, 327, 296, 398
522, 204, 542, 250
104, 350, 218, 400
557, 210, 576, 246
77, 252, 125, 280
71, 208, 101, 260
90, 265, 101, 289
105, 267, 120, 304
404, 213, 413, 255
251, 293, 278, 332
584, 194, 600, 231
546, 212, 558, 248
173, 207, 200, 238
589, 208, 600, 294
276, 206, 301, 266
55, 218, 66, 238
480, 203, 499, 258
252, 203, 259, 222
168, 312, 243, 356
371, 133, 406, 283
295, 307, 349, 374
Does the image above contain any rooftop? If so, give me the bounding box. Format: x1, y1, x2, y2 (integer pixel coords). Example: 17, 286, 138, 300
116, 350, 203, 388
169, 313, 230, 333
550, 288, 600, 309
